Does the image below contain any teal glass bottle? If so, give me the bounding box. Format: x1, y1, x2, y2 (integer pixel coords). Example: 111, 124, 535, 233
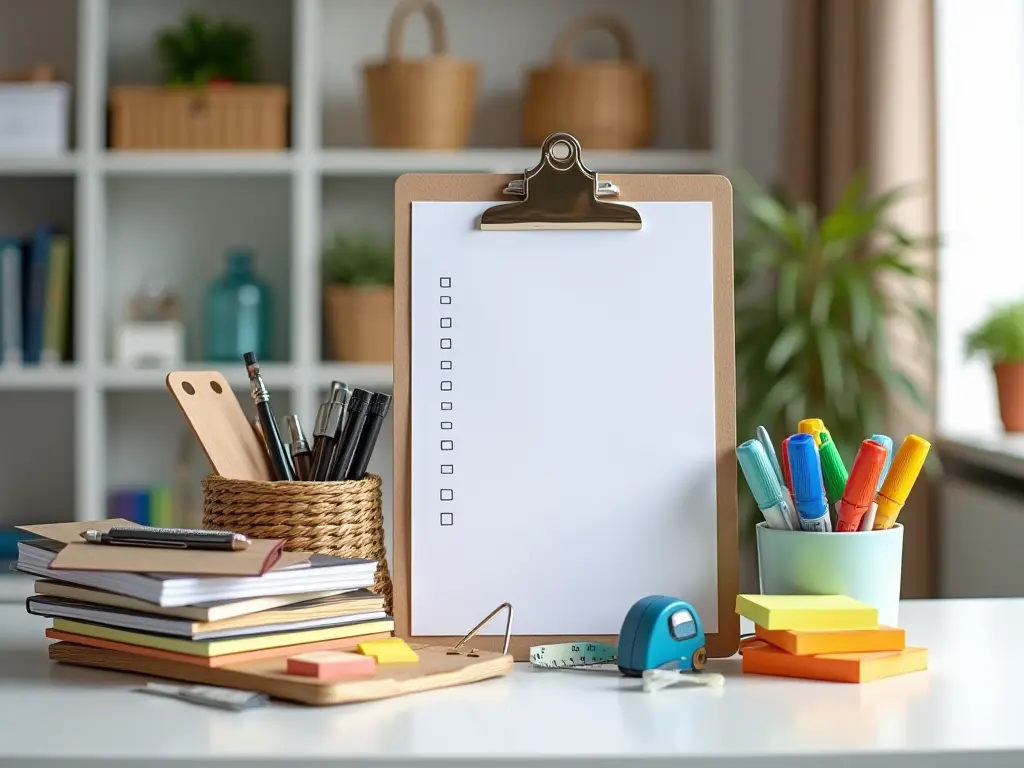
202, 249, 273, 362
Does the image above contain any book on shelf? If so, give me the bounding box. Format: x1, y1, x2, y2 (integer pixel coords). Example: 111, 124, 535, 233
107, 486, 173, 527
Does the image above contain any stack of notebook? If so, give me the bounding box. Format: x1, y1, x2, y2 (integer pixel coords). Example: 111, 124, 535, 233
15, 520, 395, 669
736, 594, 928, 683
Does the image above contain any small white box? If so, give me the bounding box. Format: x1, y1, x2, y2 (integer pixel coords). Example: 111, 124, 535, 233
116, 321, 185, 369
0, 84, 70, 154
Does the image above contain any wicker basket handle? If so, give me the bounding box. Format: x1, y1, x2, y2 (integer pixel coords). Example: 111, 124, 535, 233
551, 13, 637, 64
386, 0, 449, 60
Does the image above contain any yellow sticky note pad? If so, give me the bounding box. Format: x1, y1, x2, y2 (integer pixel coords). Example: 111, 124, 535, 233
735, 594, 878, 630
357, 638, 420, 663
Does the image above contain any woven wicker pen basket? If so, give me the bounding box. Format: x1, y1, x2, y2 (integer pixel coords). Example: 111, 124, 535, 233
202, 473, 392, 613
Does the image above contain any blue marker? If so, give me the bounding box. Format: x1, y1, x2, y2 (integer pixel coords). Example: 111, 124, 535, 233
736, 440, 794, 530
788, 433, 833, 532
757, 426, 800, 529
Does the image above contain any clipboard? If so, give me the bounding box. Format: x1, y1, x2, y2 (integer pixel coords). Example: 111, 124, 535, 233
393, 133, 738, 662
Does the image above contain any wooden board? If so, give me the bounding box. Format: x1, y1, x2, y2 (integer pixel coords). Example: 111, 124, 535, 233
392, 173, 739, 662
49, 641, 513, 705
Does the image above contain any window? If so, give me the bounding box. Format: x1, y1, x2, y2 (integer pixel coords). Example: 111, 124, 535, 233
669, 608, 697, 641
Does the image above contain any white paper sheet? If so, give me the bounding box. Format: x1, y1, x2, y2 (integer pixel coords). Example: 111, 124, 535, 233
410, 201, 720, 636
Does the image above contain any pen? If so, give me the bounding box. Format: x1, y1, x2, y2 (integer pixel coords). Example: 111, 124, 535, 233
818, 432, 848, 513
346, 392, 393, 481
736, 439, 794, 530
80, 526, 251, 551
243, 351, 295, 481
836, 440, 888, 532
798, 418, 827, 447
788, 433, 832, 532
859, 434, 894, 530
310, 383, 349, 482
328, 388, 374, 482
757, 427, 799, 529
286, 414, 312, 481
872, 434, 931, 530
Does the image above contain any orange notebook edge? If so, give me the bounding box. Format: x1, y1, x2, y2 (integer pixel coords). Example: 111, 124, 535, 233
46, 628, 392, 669
741, 641, 927, 683
754, 624, 906, 655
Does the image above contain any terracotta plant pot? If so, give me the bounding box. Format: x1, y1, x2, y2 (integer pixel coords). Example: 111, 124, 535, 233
323, 285, 393, 362
994, 361, 1024, 432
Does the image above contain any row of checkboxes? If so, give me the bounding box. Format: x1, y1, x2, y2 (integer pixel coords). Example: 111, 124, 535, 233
440, 277, 454, 527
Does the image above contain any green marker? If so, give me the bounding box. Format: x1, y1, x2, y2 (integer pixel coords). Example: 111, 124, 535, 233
818, 432, 848, 510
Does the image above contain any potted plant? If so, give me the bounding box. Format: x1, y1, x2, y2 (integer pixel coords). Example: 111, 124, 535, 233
109, 13, 287, 150
734, 173, 937, 524
965, 302, 1024, 431
322, 232, 394, 362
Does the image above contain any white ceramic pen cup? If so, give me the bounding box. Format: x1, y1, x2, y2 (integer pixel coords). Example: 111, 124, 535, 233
755, 523, 904, 626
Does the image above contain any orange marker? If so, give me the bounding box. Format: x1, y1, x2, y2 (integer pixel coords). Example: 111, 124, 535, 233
779, 436, 795, 496
872, 435, 931, 530
836, 440, 887, 532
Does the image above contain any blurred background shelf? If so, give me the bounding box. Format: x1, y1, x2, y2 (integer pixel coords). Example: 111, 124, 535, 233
100, 152, 297, 176
0, 154, 80, 175
0, 366, 83, 390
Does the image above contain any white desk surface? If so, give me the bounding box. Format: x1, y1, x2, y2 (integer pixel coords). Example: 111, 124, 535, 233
1, 586, 1023, 768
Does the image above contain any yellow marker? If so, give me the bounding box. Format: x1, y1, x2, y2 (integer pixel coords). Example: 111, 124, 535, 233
798, 419, 827, 447
357, 637, 419, 663
872, 434, 930, 529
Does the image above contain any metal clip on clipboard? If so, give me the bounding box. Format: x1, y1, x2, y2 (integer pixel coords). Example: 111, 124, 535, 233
480, 132, 642, 231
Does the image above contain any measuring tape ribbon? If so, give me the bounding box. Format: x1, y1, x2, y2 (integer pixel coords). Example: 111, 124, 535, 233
528, 642, 618, 668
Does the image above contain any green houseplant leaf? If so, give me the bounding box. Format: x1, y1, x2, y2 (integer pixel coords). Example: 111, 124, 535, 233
156, 13, 259, 86
322, 232, 394, 287
965, 302, 1024, 363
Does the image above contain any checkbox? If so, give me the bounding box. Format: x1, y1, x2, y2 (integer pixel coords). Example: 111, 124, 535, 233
441, 421, 452, 429
441, 381, 452, 391
440, 296, 451, 304
441, 402, 452, 410
440, 512, 454, 526
440, 277, 451, 288
440, 318, 452, 328
441, 360, 452, 370
440, 338, 452, 349
441, 464, 454, 474
441, 440, 454, 450
440, 489, 453, 501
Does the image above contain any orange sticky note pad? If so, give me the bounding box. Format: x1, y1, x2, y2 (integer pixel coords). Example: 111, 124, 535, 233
755, 624, 906, 656
357, 638, 419, 663
742, 640, 927, 683
286, 651, 377, 679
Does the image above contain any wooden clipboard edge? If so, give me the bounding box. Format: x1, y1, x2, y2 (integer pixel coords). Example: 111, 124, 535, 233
393, 173, 739, 662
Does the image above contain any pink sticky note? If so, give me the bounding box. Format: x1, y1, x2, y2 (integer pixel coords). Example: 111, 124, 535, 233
286, 651, 377, 679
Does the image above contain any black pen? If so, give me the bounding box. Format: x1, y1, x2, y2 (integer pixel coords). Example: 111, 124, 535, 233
346, 392, 393, 480
310, 382, 349, 481
328, 388, 374, 481
81, 526, 250, 551
243, 352, 295, 481
286, 414, 312, 481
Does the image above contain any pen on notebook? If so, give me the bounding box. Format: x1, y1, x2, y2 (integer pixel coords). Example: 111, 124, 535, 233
328, 388, 374, 482
243, 352, 295, 481
346, 392, 393, 481
788, 433, 832, 532
859, 433, 894, 530
80, 527, 251, 551
872, 434, 931, 530
798, 418, 827, 447
818, 432, 848, 514
836, 440, 888, 532
286, 415, 312, 481
736, 439, 793, 530
310, 383, 349, 482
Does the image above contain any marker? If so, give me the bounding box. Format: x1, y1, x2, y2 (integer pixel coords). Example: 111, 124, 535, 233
788, 433, 832, 532
859, 434, 893, 531
736, 440, 794, 530
836, 440, 888, 532
818, 432, 848, 512
345, 392, 393, 481
872, 434, 931, 529
286, 415, 312, 481
328, 388, 374, 482
798, 418, 827, 447
780, 436, 795, 495
310, 383, 349, 481
757, 426, 799, 529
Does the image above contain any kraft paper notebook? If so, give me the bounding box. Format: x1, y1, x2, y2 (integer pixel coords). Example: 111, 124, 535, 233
392, 133, 739, 661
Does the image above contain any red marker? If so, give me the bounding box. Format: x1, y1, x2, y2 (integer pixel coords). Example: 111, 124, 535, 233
836, 440, 888, 532
780, 436, 795, 496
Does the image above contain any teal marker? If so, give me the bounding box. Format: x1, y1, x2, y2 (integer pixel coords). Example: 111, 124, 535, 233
870, 434, 894, 491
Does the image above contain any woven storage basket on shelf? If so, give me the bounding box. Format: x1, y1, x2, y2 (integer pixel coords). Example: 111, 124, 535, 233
523, 13, 653, 150
202, 473, 392, 613
362, 0, 477, 149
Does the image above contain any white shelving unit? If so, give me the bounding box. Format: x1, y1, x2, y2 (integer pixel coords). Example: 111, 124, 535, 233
0, 0, 738, 529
